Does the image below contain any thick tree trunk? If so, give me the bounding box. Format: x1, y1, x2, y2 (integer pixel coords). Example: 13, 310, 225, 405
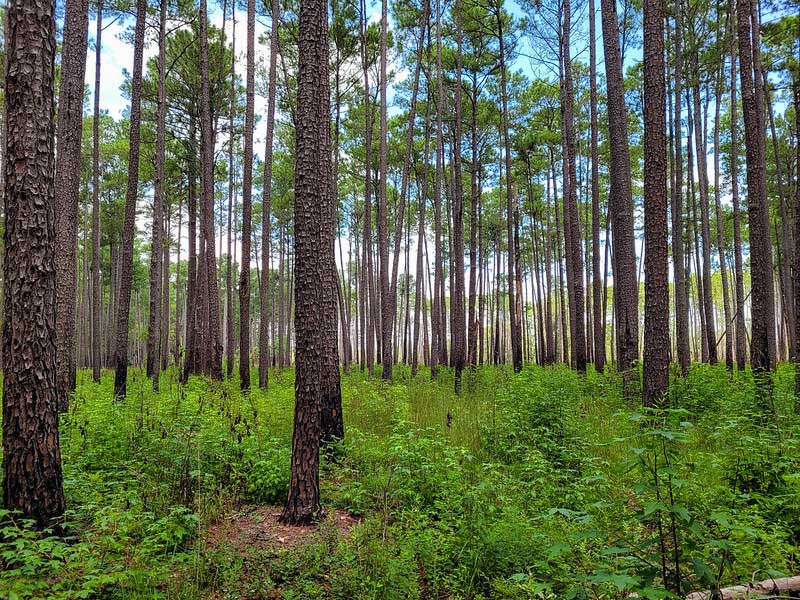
561, 0, 586, 373
2, 0, 65, 528
642, 0, 669, 407
54, 0, 89, 410
601, 0, 638, 390
737, 0, 775, 374
199, 0, 224, 380
283, 0, 337, 523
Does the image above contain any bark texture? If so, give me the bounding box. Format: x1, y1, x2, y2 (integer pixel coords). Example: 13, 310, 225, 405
113, 0, 146, 399
54, 0, 89, 410
283, 0, 338, 524
2, 0, 65, 528
642, 0, 669, 406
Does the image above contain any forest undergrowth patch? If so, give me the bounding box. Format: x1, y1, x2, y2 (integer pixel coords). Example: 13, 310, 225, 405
1, 363, 799, 599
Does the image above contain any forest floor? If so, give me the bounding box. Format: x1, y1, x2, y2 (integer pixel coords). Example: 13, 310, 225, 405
2, 363, 800, 599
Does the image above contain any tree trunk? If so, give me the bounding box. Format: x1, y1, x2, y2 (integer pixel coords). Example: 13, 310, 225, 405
561, 0, 586, 373
113, 0, 146, 399
183, 120, 199, 383
642, 0, 669, 407
283, 0, 337, 524
239, 0, 255, 389
692, 82, 717, 364
359, 0, 374, 375
671, 0, 690, 375
589, 0, 604, 372
737, 0, 775, 374
792, 73, 800, 404
2, 0, 65, 528
601, 0, 638, 390
199, 0, 223, 380
431, 0, 446, 377
54, 0, 89, 410
259, 0, 279, 389
147, 0, 168, 391
225, 8, 236, 380
497, 6, 521, 373
452, 0, 466, 390
378, 0, 391, 379
713, 57, 733, 370
91, 0, 103, 383
412, 106, 432, 377
161, 213, 171, 373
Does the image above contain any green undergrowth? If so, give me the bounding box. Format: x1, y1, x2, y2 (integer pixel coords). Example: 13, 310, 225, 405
1, 363, 799, 599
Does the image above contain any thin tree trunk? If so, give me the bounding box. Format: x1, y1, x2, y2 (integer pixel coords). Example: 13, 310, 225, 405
147, 0, 167, 391
113, 0, 146, 399
728, 3, 747, 371
259, 0, 279, 389
589, 0, 603, 372
91, 0, 103, 383
497, 6, 521, 373
239, 0, 255, 389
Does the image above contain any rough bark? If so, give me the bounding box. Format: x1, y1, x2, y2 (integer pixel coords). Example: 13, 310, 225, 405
147, 0, 168, 391
589, 0, 604, 372
240, 0, 255, 389
378, 0, 391, 379
199, 0, 224, 380
452, 0, 466, 390
91, 0, 102, 383
672, 0, 690, 375
2, 0, 65, 528
642, 0, 669, 407
601, 0, 638, 389
113, 0, 146, 399
737, 0, 775, 374
54, 0, 89, 410
561, 0, 586, 373
282, 0, 337, 524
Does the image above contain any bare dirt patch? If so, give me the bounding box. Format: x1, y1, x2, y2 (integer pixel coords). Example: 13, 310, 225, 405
204, 504, 361, 554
